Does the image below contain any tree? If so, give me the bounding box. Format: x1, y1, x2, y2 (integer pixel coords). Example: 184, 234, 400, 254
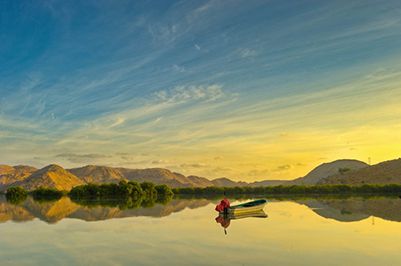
155, 184, 173, 197
118, 180, 132, 197
32, 187, 63, 201
155, 184, 173, 204
141, 182, 157, 198
128, 181, 144, 198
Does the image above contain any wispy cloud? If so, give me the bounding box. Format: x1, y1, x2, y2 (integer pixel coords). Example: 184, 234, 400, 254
180, 163, 208, 168
56, 153, 112, 164
153, 85, 227, 104
273, 164, 292, 172
193, 1, 215, 14
109, 117, 126, 128
172, 64, 186, 73
148, 23, 180, 44
239, 48, 257, 58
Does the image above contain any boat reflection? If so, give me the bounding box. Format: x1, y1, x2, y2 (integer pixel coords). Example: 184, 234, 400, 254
215, 210, 268, 235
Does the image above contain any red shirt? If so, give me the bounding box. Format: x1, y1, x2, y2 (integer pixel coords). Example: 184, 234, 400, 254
215, 198, 230, 212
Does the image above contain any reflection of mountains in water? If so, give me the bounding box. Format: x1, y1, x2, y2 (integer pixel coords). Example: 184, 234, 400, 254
294, 197, 401, 222
3, 196, 401, 224
0, 196, 210, 224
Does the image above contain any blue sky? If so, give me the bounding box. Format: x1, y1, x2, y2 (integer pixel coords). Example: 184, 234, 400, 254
1, 0, 401, 180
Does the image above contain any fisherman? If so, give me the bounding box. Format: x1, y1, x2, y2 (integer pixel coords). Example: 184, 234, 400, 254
215, 193, 230, 214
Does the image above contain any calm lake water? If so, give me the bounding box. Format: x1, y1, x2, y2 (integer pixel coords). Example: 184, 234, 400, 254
2, 195, 401, 265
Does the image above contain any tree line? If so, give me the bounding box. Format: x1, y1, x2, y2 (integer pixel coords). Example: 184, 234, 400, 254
68, 181, 174, 208
7, 183, 401, 205
5, 181, 174, 205
69, 181, 173, 199
173, 184, 401, 195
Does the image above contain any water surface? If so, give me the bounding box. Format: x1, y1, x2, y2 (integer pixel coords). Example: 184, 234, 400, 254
1, 196, 401, 265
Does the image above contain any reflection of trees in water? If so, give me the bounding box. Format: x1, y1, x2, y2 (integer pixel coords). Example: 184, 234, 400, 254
5, 195, 26, 205
5, 187, 27, 205
71, 197, 144, 209
71, 194, 173, 209
6, 195, 401, 224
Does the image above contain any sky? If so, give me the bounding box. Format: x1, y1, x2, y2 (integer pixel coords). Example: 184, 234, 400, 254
1, 0, 401, 181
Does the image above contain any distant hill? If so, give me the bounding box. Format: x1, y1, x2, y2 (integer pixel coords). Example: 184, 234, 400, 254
230, 159, 369, 187
289, 159, 369, 185
0, 165, 37, 188
211, 177, 247, 187
70, 166, 212, 187
69, 165, 125, 184
0, 164, 230, 191
319, 158, 401, 185
12, 164, 84, 191
0, 165, 15, 175
187, 175, 214, 187
69, 166, 244, 188
249, 180, 288, 187
117, 168, 194, 187
3, 158, 401, 191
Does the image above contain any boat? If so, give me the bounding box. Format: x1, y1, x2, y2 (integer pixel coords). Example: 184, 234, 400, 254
221, 199, 267, 215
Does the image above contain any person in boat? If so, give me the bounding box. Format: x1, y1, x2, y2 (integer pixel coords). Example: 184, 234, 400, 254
215, 197, 230, 213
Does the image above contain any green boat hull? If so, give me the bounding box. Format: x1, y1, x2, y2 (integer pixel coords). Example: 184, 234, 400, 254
222, 199, 267, 215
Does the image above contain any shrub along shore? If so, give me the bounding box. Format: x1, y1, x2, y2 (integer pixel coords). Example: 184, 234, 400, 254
5, 181, 174, 206
6, 184, 401, 205
173, 184, 401, 195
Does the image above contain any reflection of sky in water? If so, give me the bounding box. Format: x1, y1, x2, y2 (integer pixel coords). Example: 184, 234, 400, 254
2, 198, 401, 265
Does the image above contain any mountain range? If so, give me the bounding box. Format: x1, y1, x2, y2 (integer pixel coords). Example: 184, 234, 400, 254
1, 158, 401, 191
318, 158, 401, 185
